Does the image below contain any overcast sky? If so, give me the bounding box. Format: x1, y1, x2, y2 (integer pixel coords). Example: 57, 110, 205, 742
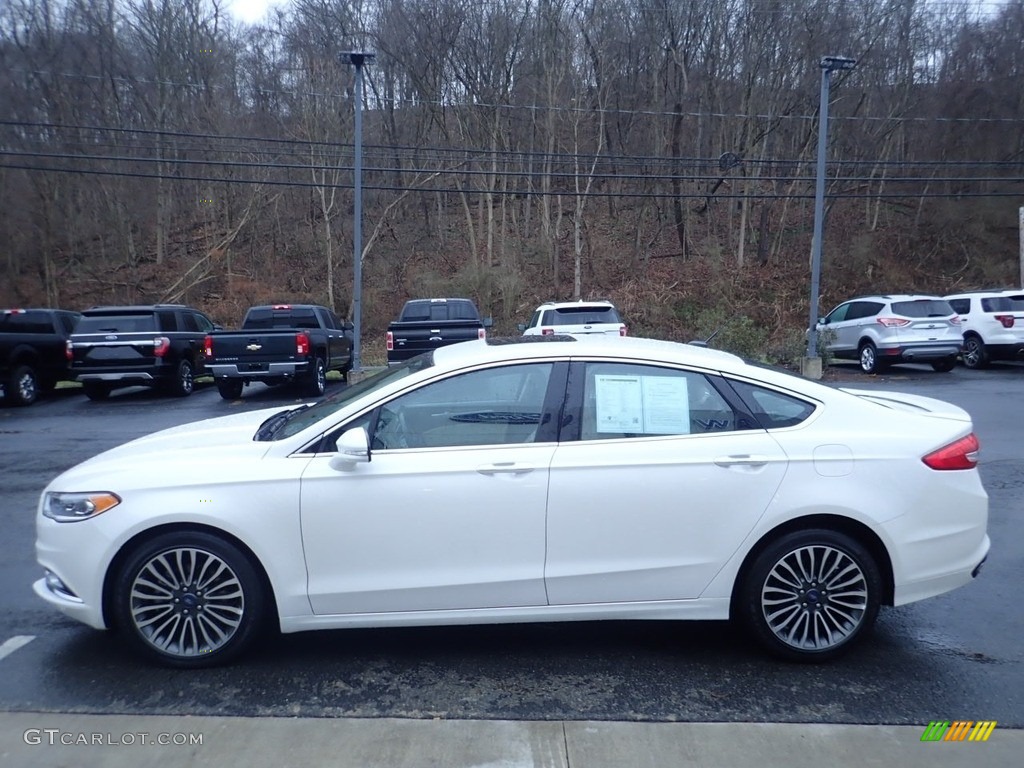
229, 0, 280, 24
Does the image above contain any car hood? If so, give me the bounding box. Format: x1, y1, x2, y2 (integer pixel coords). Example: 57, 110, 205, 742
45, 406, 293, 490
839, 388, 972, 422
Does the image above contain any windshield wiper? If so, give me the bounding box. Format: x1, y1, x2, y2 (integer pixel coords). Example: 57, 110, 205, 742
254, 404, 310, 441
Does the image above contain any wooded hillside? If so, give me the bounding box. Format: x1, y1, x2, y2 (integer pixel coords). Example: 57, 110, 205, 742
2, 0, 1023, 363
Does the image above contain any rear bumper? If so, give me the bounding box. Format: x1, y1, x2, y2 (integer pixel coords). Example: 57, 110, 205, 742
879, 343, 961, 363
76, 371, 156, 383
207, 362, 310, 379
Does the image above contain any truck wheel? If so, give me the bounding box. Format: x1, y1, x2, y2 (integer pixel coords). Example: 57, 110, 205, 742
5, 364, 39, 406
167, 360, 194, 397
83, 382, 111, 401
305, 357, 326, 397
217, 379, 244, 400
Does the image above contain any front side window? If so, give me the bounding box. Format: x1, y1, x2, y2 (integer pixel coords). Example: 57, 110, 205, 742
372, 363, 555, 449
580, 362, 740, 440
824, 303, 851, 323
948, 298, 970, 314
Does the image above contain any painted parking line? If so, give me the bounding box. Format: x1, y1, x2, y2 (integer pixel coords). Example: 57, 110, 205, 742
0, 635, 36, 661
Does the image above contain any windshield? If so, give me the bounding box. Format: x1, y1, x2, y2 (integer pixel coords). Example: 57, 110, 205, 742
267, 354, 435, 440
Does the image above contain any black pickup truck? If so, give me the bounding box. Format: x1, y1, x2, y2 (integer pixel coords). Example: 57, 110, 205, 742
69, 304, 217, 400
203, 304, 353, 399
0, 308, 81, 406
386, 298, 491, 365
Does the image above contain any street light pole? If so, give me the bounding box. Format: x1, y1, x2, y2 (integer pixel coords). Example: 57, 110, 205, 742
340, 51, 375, 372
806, 55, 856, 371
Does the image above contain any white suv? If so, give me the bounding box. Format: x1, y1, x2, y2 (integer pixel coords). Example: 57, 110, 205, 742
945, 290, 1024, 368
816, 294, 962, 374
520, 300, 627, 337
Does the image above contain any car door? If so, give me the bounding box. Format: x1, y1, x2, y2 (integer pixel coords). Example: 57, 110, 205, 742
819, 302, 852, 356
544, 361, 789, 604
299, 361, 567, 615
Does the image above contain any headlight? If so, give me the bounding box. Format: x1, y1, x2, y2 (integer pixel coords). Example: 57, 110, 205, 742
43, 492, 121, 522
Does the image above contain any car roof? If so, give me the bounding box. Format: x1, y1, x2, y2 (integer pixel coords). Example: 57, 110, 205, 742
845, 294, 947, 302
83, 304, 191, 313
536, 300, 616, 309
434, 334, 743, 369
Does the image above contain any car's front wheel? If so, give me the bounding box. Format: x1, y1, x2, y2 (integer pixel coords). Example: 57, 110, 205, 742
738, 529, 882, 662
858, 342, 884, 374
112, 531, 267, 668
962, 336, 989, 369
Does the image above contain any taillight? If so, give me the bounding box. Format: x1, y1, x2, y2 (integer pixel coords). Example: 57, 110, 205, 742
541, 328, 554, 336
296, 332, 310, 356
478, 328, 486, 340
950, 316, 962, 325
152, 336, 170, 357
923, 433, 980, 470
203, 335, 214, 358
386, 331, 394, 351
877, 317, 911, 327
619, 325, 628, 337
995, 314, 1015, 329
65, 340, 73, 361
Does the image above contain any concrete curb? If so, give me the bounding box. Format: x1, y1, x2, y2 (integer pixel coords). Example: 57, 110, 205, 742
1, 713, 1019, 768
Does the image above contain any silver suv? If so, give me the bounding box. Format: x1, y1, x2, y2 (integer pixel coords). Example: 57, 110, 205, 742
816, 294, 962, 374
945, 290, 1024, 368
519, 300, 627, 337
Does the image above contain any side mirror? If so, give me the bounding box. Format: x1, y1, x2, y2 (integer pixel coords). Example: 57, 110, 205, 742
342, 321, 354, 331
516, 323, 527, 333
818, 317, 828, 326
483, 316, 494, 328
329, 427, 370, 471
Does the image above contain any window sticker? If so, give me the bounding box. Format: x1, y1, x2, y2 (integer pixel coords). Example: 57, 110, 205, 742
594, 374, 689, 434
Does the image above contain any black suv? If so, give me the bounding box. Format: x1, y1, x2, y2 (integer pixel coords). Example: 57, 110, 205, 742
69, 304, 217, 400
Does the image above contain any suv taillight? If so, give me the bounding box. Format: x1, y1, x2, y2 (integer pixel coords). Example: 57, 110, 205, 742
995, 314, 1015, 329
386, 331, 394, 351
296, 332, 310, 356
65, 340, 73, 361
619, 325, 628, 337
923, 433, 980, 470
541, 328, 554, 336
478, 328, 486, 340
203, 335, 214, 358
153, 336, 170, 357
877, 317, 911, 327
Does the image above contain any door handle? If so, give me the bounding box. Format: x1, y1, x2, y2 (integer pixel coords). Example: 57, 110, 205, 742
477, 462, 534, 476
714, 454, 769, 468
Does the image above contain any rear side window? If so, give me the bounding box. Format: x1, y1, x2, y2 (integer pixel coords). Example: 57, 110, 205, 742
0, 311, 54, 334
891, 299, 954, 318
846, 302, 883, 321
76, 313, 157, 333
730, 380, 817, 429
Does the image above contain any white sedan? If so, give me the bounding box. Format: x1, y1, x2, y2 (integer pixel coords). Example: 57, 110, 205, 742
34, 336, 990, 667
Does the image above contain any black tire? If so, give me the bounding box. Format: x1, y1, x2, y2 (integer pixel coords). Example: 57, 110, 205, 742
931, 358, 956, 373
167, 359, 194, 397
216, 379, 244, 400
112, 531, 267, 668
961, 335, 989, 369
305, 357, 326, 397
737, 529, 882, 662
858, 342, 884, 374
5, 364, 38, 406
82, 382, 111, 401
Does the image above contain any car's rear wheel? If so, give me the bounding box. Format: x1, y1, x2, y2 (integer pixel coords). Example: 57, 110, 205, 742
5, 364, 38, 406
858, 342, 884, 374
305, 357, 326, 397
738, 529, 882, 662
168, 359, 194, 397
931, 358, 956, 372
216, 379, 244, 400
113, 531, 266, 668
82, 382, 111, 401
962, 336, 989, 369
